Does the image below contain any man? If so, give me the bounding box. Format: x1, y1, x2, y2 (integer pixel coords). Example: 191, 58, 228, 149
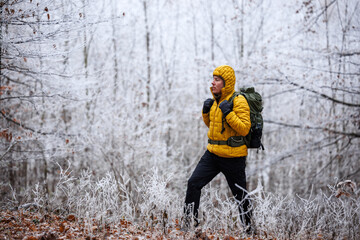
184, 65, 253, 233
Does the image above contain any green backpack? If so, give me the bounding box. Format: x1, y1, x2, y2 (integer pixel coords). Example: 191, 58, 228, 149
229, 87, 264, 149
208, 87, 264, 150
226, 87, 264, 150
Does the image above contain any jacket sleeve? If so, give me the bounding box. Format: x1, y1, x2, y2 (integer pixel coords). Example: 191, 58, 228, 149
225, 95, 251, 136
202, 111, 210, 128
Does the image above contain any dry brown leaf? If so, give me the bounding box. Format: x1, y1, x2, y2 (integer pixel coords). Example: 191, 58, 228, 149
39, 232, 57, 240
25, 236, 38, 240
59, 222, 65, 233
28, 224, 36, 231
67, 214, 76, 221
224, 236, 235, 240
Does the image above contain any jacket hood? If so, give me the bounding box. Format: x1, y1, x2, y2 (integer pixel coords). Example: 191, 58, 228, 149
211, 65, 236, 99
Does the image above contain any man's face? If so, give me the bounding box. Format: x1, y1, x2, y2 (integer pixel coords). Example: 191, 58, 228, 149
212, 76, 224, 95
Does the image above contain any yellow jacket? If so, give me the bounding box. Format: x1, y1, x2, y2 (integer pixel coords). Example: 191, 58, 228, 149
202, 65, 251, 158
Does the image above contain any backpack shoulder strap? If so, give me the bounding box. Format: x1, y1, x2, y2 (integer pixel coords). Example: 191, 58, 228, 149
221, 92, 241, 134
228, 91, 241, 105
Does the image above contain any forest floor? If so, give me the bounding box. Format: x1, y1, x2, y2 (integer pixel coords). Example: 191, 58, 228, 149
0, 210, 257, 240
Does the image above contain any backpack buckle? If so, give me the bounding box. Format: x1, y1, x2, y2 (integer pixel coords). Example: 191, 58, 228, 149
227, 136, 245, 147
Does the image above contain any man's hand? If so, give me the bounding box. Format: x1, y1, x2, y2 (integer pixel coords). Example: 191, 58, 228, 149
219, 100, 233, 117
203, 98, 214, 113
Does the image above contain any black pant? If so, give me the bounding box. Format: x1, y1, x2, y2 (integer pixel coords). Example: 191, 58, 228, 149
185, 150, 252, 226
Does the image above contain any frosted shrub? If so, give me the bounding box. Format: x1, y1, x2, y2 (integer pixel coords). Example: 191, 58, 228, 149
193, 182, 261, 234
138, 168, 182, 231
48, 163, 134, 225
25, 167, 359, 239
200, 187, 241, 232
252, 183, 359, 239
32, 183, 46, 209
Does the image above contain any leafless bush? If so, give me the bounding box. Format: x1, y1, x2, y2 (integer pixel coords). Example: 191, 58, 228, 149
253, 182, 359, 239
26, 168, 359, 239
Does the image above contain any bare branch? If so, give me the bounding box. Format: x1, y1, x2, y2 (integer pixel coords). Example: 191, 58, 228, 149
0, 110, 75, 137
347, 167, 360, 178
288, 64, 360, 76
0, 141, 18, 161
265, 78, 360, 108
287, 0, 337, 41
320, 86, 360, 95
0, 110, 36, 132
336, 51, 360, 57
265, 119, 360, 138
310, 138, 352, 182
249, 136, 343, 176
264, 88, 299, 99
0, 94, 81, 101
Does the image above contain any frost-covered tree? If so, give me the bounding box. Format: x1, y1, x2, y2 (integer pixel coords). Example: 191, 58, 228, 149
1, 0, 359, 216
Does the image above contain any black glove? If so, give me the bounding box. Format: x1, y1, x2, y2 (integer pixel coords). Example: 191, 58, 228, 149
219, 100, 233, 117
203, 98, 214, 113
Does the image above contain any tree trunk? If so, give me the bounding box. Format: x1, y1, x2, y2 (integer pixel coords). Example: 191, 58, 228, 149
111, 0, 119, 102
210, 2, 215, 62
143, 0, 151, 106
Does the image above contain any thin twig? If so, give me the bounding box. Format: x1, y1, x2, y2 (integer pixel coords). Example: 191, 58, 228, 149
0, 141, 18, 161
